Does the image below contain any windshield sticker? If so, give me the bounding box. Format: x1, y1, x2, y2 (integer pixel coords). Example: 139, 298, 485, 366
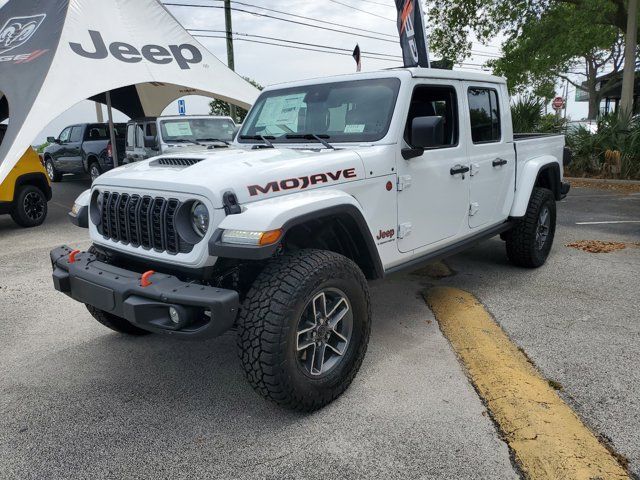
344, 124, 365, 133
165, 122, 193, 137
255, 93, 306, 133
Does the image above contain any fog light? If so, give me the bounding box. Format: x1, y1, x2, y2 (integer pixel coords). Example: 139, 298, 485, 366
169, 307, 180, 325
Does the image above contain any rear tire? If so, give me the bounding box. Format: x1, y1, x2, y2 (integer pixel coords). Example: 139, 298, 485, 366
10, 185, 47, 227
45, 158, 61, 182
505, 187, 556, 268
86, 305, 152, 336
237, 249, 371, 411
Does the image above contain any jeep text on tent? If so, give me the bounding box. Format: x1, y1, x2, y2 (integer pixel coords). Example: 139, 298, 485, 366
69, 30, 202, 69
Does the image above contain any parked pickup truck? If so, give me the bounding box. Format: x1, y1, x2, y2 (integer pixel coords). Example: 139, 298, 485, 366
125, 115, 237, 163
52, 68, 570, 411
44, 123, 126, 182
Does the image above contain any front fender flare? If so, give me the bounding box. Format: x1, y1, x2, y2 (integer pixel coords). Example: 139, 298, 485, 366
208, 190, 383, 277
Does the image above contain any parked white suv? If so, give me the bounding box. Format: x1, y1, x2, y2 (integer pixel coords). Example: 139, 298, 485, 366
124, 115, 237, 162
53, 68, 570, 411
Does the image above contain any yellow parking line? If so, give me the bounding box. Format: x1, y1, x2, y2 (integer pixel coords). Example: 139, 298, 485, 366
424, 287, 629, 480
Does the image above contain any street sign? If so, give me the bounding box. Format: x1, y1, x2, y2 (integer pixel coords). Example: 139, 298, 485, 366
178, 99, 186, 115
552, 96, 565, 111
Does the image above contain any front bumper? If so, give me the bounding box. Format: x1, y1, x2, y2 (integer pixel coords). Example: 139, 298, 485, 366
561, 181, 571, 199
50, 246, 239, 339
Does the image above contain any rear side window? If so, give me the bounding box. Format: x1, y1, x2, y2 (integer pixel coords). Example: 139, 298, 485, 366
468, 88, 501, 143
146, 122, 157, 137
69, 126, 83, 142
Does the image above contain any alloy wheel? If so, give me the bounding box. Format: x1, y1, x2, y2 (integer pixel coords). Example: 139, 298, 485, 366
536, 206, 550, 250
296, 288, 353, 377
23, 191, 45, 221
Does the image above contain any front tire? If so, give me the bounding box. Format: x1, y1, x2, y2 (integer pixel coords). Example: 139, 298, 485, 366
45, 158, 61, 182
505, 187, 556, 268
86, 305, 152, 336
237, 250, 371, 411
88, 162, 101, 182
10, 185, 48, 227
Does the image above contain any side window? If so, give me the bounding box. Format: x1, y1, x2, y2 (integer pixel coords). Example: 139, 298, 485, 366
405, 85, 459, 148
126, 124, 135, 148
70, 126, 83, 142
135, 123, 144, 148
59, 127, 71, 143
145, 122, 157, 138
468, 88, 501, 143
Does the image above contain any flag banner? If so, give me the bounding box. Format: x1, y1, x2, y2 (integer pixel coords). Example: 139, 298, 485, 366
352, 44, 361, 72
394, 0, 430, 67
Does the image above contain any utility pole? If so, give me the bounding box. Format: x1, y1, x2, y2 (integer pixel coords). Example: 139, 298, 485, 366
224, 0, 237, 122
94, 102, 104, 123
620, 0, 638, 117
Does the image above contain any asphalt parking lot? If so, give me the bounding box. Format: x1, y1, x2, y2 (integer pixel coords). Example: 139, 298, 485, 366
1, 177, 638, 479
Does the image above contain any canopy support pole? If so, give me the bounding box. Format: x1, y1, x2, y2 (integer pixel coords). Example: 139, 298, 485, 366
106, 91, 118, 168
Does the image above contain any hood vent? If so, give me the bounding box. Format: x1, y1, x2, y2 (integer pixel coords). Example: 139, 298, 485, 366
153, 157, 204, 167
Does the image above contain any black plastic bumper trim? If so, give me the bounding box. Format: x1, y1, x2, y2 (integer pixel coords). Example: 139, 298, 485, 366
561, 181, 571, 199
68, 205, 89, 228
50, 245, 239, 339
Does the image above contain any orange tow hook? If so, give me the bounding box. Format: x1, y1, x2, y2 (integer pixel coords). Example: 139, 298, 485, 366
68, 250, 81, 264
140, 270, 155, 288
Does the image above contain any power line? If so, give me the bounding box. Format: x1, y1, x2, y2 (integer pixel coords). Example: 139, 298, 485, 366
350, 0, 395, 6
326, 0, 396, 22
194, 31, 490, 71
164, 2, 398, 43
193, 33, 403, 64
230, 0, 397, 38
189, 29, 402, 59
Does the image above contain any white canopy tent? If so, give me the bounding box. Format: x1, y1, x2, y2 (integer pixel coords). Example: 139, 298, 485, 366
0, 0, 260, 182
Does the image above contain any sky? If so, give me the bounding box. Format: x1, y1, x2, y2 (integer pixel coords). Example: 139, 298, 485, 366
1, 0, 589, 144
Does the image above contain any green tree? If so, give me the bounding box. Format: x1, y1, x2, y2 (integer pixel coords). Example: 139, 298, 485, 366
209, 77, 263, 123
427, 0, 636, 119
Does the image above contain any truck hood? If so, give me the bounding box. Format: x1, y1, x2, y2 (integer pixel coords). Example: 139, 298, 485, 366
94, 147, 366, 208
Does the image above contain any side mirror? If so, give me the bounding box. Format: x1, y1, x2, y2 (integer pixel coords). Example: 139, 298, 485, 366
144, 135, 158, 149
412, 116, 445, 148
47, 136, 57, 143
402, 116, 445, 160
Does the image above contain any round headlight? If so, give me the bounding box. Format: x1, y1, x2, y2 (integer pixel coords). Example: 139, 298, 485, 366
191, 201, 209, 237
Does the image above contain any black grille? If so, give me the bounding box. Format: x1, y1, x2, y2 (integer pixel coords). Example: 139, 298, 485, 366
98, 192, 190, 255
155, 157, 203, 167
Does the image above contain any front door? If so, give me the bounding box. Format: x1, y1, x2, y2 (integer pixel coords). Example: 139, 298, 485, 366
464, 84, 515, 228
397, 82, 470, 253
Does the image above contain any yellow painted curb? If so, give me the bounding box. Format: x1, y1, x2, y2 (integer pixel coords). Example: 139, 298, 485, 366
424, 286, 629, 480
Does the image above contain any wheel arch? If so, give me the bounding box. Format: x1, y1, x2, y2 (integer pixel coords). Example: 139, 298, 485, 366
210, 191, 384, 280
510, 157, 561, 218
15, 172, 52, 201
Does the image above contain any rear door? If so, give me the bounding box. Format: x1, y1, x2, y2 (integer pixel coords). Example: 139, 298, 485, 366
66, 125, 84, 173
396, 81, 470, 253
463, 84, 515, 228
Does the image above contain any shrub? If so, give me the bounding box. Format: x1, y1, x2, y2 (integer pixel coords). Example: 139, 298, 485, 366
566, 113, 640, 179
511, 95, 566, 134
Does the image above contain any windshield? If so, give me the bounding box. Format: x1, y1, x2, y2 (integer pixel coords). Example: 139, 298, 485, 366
239, 78, 401, 144
160, 118, 236, 143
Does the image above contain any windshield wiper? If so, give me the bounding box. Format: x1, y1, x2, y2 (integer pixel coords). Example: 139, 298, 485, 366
240, 135, 275, 148
285, 134, 335, 150
171, 138, 203, 146
196, 138, 230, 146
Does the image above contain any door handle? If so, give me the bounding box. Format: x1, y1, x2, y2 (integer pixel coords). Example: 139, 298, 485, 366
492, 158, 508, 167
450, 165, 470, 176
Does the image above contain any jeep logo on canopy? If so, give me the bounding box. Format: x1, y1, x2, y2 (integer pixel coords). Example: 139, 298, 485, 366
0, 14, 46, 55
69, 30, 203, 70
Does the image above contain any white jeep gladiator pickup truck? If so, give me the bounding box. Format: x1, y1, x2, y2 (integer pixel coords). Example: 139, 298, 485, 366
52, 68, 570, 411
